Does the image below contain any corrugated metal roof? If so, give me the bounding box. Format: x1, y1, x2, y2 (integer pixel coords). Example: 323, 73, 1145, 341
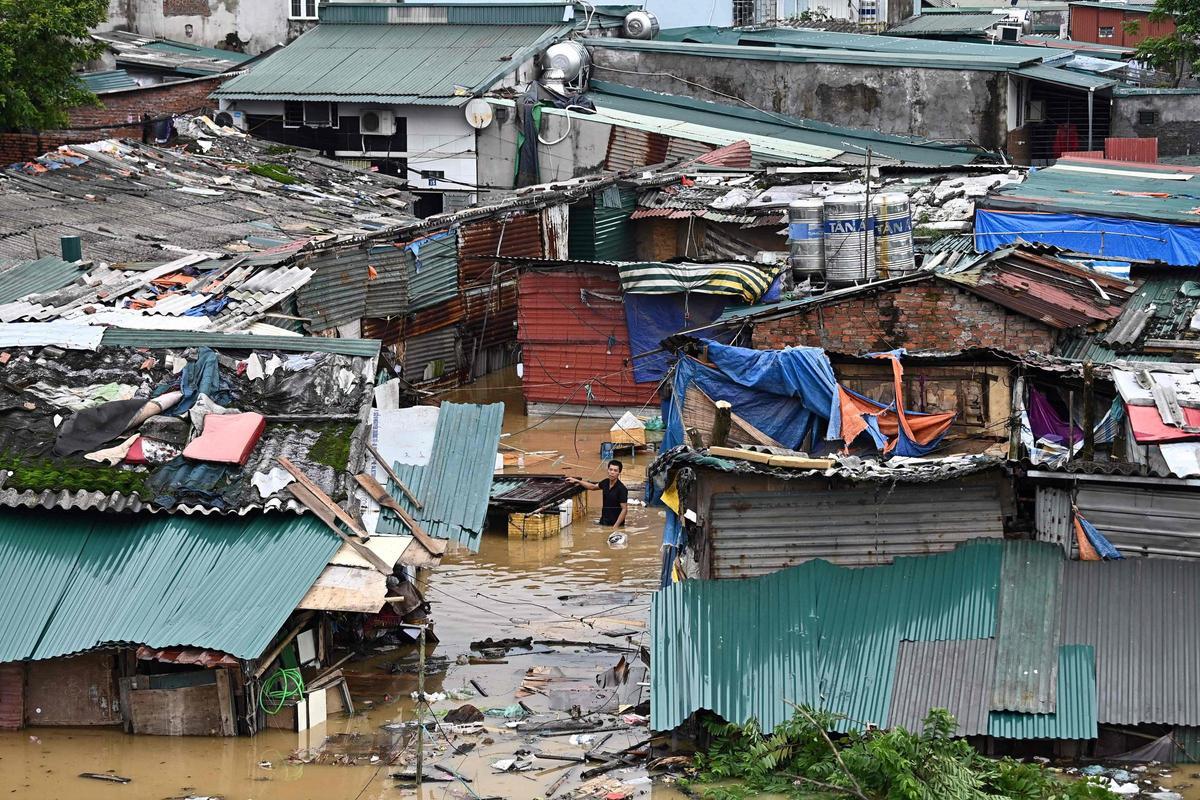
707, 481, 1005, 576
363, 245, 408, 318
77, 69, 139, 93
983, 159, 1200, 226
886, 13, 1004, 35
0, 257, 86, 305
992, 540, 1063, 714
988, 645, 1098, 739
406, 232, 459, 312
318, 2, 574, 25
403, 324, 459, 381
1069, 1, 1156, 11
889, 639, 996, 736
459, 214, 544, 288
1013, 63, 1118, 90
568, 191, 637, 261
1018, 35, 1135, 59
213, 23, 571, 103
582, 82, 985, 168
1061, 557, 1200, 726
0, 511, 338, 662
99, 327, 381, 356
295, 247, 373, 331
735, 26, 1043, 61
378, 402, 504, 550
650, 539, 1004, 732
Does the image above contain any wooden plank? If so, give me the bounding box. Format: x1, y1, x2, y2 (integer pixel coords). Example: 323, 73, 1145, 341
126, 684, 223, 736
287, 484, 395, 575
215, 669, 236, 737
25, 652, 121, 727
354, 473, 445, 556
365, 441, 423, 509
297, 565, 388, 613
707, 446, 774, 464
253, 611, 315, 679
277, 456, 367, 539
765, 455, 835, 469
0, 663, 23, 731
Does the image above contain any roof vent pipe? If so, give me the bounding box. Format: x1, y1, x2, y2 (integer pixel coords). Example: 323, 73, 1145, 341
61, 235, 82, 263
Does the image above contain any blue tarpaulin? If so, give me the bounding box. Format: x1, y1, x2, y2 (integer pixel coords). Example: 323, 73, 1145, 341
624, 294, 731, 384
976, 209, 1200, 267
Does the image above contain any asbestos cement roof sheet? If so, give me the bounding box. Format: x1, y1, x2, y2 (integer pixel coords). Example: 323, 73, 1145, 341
581, 82, 984, 167
988, 645, 1098, 739
650, 539, 1004, 732
1061, 557, 1200, 726
213, 23, 571, 103
377, 402, 504, 551
0, 511, 339, 662
1012, 63, 1118, 90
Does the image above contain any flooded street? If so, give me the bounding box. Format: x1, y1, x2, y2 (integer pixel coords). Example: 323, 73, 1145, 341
0, 371, 684, 800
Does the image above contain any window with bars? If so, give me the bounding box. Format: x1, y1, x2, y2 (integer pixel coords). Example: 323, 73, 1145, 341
1098, 25, 1115, 37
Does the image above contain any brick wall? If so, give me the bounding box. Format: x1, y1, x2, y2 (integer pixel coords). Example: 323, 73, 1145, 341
751, 280, 1059, 355
0, 76, 225, 164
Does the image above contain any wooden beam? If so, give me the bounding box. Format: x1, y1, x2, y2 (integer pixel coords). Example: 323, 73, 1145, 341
277, 456, 367, 539
215, 669, 236, 737
254, 611, 315, 679
287, 484, 395, 576
365, 441, 423, 509
354, 473, 445, 556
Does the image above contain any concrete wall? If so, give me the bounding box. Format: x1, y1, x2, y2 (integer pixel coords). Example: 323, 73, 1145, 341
102, 0, 304, 54
1111, 91, 1200, 157
476, 104, 611, 191
587, 46, 1010, 149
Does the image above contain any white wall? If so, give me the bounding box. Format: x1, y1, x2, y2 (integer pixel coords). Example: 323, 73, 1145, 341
115, 0, 296, 54
643, 0, 733, 28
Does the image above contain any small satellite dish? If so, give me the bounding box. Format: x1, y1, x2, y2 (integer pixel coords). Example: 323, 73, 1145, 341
464, 98, 494, 130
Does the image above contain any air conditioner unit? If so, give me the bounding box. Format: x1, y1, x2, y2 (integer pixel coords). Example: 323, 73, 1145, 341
1026, 99, 1046, 123
360, 109, 396, 137
996, 24, 1021, 41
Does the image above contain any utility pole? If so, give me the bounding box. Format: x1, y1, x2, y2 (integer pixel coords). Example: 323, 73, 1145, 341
416, 625, 426, 790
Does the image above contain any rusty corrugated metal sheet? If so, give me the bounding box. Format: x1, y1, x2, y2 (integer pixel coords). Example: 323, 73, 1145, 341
406, 296, 465, 337
517, 270, 653, 406
1105, 137, 1158, 163
606, 126, 669, 172
665, 137, 712, 164
0, 664, 22, 730
458, 214, 543, 289
403, 325, 460, 383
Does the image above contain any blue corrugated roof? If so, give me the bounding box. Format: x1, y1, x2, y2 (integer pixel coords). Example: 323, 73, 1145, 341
0, 511, 339, 662
379, 402, 505, 550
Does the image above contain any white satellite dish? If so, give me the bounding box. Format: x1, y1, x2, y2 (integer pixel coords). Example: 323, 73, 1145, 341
464, 98, 494, 130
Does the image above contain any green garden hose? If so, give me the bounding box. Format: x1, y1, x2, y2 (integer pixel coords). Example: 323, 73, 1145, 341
259, 667, 305, 715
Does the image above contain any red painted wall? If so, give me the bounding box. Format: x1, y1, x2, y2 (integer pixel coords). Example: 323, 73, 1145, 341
1069, 5, 1176, 47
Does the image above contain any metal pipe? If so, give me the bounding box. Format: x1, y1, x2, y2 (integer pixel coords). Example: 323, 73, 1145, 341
1087, 87, 1094, 151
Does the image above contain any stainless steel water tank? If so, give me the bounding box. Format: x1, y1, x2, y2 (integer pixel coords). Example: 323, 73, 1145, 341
787, 198, 824, 282
622, 10, 660, 39
541, 41, 590, 81
823, 194, 876, 285
873, 192, 915, 278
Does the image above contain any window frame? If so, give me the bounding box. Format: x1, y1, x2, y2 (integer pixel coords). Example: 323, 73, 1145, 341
289, 0, 319, 20
1098, 25, 1115, 38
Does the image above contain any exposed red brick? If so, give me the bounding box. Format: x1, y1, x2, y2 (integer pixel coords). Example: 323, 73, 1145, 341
751, 280, 1059, 355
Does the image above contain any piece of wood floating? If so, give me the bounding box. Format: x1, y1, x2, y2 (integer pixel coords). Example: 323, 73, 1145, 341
365, 441, 423, 509
353, 473, 445, 556
79, 773, 131, 784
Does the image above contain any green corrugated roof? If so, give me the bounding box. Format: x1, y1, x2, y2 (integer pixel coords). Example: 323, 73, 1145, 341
378, 402, 505, 550
584, 81, 985, 167
77, 69, 139, 93
650, 539, 1005, 732
656, 25, 747, 44
99, 328, 382, 356
213, 22, 571, 104
569, 188, 637, 260
886, 12, 1004, 35
985, 161, 1200, 225
988, 645, 1098, 739
582, 36, 1036, 70
318, 2, 575, 25
1019, 34, 1135, 58
144, 40, 255, 64
727, 26, 1044, 61
992, 540, 1063, 714
1013, 63, 1118, 90
0, 257, 87, 305
0, 511, 339, 662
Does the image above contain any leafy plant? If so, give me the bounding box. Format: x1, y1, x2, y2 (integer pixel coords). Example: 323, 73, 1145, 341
1132, 0, 1199, 87
691, 706, 1117, 800
248, 162, 298, 184
0, 0, 108, 130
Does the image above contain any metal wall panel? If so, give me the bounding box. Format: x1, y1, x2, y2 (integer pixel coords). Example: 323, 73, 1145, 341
1035, 485, 1072, 554
363, 245, 409, 319
708, 481, 1005, 577
988, 645, 1098, 740
1062, 557, 1200, 726
295, 247, 371, 332
403, 325, 459, 382
992, 540, 1063, 714
568, 191, 637, 261
406, 232, 459, 313
605, 127, 668, 172
1075, 484, 1200, 559
890, 639, 996, 736
458, 214, 543, 288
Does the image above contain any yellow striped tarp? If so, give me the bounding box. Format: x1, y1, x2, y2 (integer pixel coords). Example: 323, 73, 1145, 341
616, 261, 780, 303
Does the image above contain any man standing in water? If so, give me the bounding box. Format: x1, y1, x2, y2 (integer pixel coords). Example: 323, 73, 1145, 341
568, 460, 628, 530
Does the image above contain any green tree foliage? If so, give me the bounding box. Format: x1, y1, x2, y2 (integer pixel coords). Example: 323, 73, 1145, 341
1132, 0, 1198, 86
0, 0, 109, 130
688, 706, 1117, 800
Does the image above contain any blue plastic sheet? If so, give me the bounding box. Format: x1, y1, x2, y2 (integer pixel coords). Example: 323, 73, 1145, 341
1078, 514, 1124, 560
976, 209, 1200, 267
624, 294, 730, 384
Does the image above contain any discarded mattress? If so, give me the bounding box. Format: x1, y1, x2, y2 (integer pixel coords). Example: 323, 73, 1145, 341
182, 411, 266, 465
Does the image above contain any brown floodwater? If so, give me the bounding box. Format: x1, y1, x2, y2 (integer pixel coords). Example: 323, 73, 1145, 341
0, 370, 683, 800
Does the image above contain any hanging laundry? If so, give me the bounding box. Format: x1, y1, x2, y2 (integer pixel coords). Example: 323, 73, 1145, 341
1027, 386, 1084, 446
1073, 509, 1123, 560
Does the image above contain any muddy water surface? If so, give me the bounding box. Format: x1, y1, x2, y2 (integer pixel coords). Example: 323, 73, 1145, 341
0, 373, 682, 799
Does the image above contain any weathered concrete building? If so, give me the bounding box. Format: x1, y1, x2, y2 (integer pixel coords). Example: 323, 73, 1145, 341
100, 0, 313, 56
1110, 88, 1200, 157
